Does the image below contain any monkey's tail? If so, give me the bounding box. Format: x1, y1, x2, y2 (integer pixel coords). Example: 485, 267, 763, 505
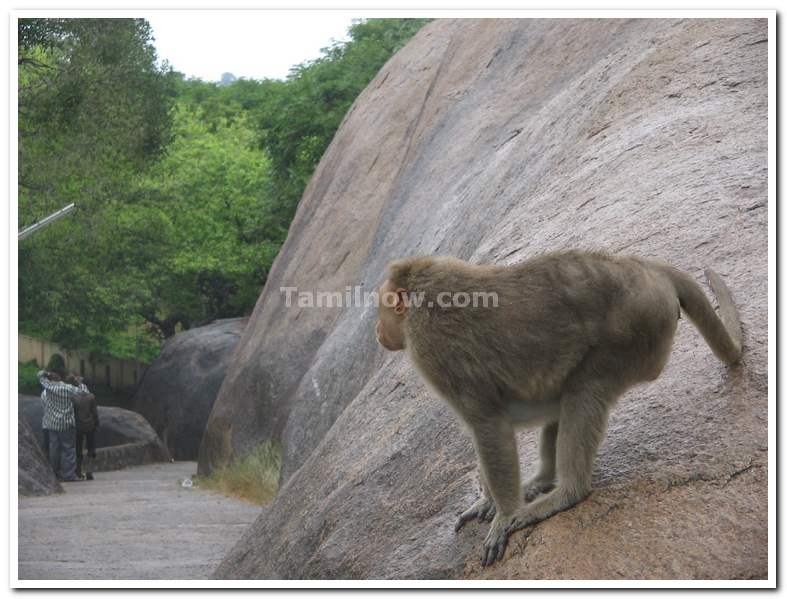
662, 266, 743, 365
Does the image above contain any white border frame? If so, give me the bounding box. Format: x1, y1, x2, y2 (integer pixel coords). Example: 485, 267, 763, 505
8, 8, 776, 590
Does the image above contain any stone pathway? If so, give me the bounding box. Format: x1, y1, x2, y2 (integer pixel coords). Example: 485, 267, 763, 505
18, 461, 260, 580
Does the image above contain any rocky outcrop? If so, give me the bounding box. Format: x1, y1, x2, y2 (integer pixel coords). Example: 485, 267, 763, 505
18, 415, 62, 496
19, 396, 170, 472
133, 318, 246, 460
208, 18, 768, 579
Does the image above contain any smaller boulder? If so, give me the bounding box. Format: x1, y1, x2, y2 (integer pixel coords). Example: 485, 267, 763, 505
133, 318, 246, 461
89, 407, 171, 471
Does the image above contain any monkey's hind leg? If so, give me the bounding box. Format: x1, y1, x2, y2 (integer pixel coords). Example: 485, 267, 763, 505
522, 421, 558, 502
506, 385, 612, 535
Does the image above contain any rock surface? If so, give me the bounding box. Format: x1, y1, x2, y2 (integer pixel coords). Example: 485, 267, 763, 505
18, 415, 62, 497
20, 395, 170, 472
207, 18, 768, 579
134, 318, 246, 460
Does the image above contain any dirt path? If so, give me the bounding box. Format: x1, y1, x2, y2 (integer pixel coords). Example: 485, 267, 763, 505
18, 461, 260, 580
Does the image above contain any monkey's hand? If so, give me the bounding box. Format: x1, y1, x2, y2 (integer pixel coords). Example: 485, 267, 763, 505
481, 513, 511, 567
454, 495, 496, 531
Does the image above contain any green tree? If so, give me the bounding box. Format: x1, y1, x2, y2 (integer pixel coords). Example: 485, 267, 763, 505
132, 102, 280, 335
18, 18, 174, 221
18, 18, 175, 352
17, 17, 430, 359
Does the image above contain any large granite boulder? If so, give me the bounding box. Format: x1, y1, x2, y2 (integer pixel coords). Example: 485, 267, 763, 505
19, 395, 170, 472
133, 318, 246, 460
208, 18, 768, 579
18, 415, 62, 496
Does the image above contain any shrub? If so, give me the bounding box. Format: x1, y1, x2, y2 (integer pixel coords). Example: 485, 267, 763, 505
19, 360, 41, 394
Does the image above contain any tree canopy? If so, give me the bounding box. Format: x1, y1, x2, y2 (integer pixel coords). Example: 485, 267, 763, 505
18, 18, 176, 357
18, 17, 430, 361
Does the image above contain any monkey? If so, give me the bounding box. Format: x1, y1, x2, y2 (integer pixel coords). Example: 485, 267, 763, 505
374, 250, 742, 567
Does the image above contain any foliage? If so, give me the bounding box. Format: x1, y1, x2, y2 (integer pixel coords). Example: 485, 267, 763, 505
197, 440, 282, 505
18, 17, 430, 359
18, 18, 175, 352
18, 360, 40, 394
105, 324, 162, 363
18, 18, 174, 224
132, 101, 280, 331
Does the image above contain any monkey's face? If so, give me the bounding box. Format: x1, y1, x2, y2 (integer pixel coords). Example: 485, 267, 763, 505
376, 279, 407, 352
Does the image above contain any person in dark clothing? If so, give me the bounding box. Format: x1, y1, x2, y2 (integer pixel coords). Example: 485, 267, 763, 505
67, 374, 99, 480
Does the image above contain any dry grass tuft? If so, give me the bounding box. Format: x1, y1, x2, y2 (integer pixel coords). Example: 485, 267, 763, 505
197, 440, 282, 505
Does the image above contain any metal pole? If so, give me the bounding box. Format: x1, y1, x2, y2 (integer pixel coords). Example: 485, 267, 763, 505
18, 203, 76, 241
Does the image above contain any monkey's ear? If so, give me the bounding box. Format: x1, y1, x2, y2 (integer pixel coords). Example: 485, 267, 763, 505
394, 288, 408, 315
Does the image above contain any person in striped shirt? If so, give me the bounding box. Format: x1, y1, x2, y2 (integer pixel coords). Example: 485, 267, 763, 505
37, 370, 83, 481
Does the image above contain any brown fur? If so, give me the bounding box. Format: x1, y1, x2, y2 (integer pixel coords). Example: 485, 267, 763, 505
376, 250, 743, 566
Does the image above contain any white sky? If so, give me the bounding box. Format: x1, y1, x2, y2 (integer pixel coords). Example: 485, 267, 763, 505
146, 11, 358, 82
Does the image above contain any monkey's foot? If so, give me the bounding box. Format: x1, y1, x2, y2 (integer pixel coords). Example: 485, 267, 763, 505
455, 496, 496, 531
481, 515, 510, 567
522, 477, 555, 503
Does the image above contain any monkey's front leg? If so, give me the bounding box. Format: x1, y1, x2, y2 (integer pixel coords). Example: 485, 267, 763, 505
455, 438, 497, 531
467, 418, 522, 567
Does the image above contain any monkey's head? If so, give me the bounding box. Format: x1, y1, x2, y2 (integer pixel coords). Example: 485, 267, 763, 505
376, 256, 448, 351
375, 277, 408, 352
